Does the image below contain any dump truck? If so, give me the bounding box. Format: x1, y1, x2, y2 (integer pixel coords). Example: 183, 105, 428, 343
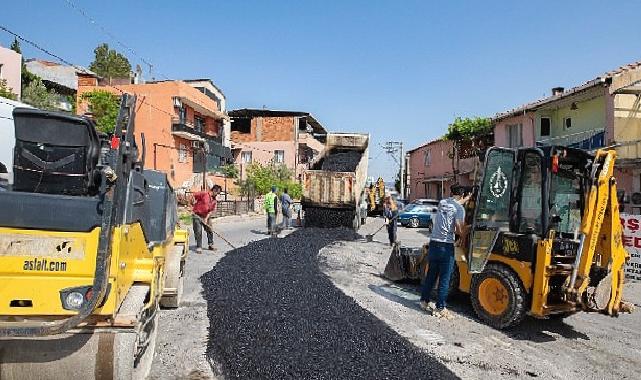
385, 146, 632, 329
302, 133, 369, 229
0, 94, 189, 379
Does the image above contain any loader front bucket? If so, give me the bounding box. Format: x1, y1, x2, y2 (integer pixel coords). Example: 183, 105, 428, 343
383, 244, 427, 282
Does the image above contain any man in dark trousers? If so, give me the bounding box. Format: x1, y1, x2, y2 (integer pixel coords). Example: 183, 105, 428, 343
192, 184, 222, 253
280, 187, 293, 229
419, 185, 471, 318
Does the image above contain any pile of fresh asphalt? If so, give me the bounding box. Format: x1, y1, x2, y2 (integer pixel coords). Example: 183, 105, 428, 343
319, 150, 362, 172
201, 228, 457, 380
303, 207, 355, 228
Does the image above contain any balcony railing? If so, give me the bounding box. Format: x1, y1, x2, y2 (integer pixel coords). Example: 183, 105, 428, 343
171, 117, 222, 143
536, 128, 605, 151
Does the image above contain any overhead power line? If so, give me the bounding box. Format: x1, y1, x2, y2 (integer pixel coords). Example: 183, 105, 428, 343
0, 25, 279, 156
62, 0, 169, 80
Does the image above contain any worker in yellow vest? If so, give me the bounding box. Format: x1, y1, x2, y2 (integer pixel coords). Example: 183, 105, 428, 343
265, 185, 277, 235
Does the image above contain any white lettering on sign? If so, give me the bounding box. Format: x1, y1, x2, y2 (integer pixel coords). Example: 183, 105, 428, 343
620, 214, 641, 283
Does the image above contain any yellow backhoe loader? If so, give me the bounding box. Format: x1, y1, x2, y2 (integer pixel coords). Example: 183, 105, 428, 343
386, 146, 632, 328
0, 94, 188, 379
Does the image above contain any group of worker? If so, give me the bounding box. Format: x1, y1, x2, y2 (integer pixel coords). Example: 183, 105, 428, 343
263, 185, 295, 235
190, 183, 297, 252
383, 185, 471, 319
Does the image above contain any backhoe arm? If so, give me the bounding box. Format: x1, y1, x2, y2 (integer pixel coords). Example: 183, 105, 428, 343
566, 149, 629, 315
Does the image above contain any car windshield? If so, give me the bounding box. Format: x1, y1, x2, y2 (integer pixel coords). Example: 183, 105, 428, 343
404, 204, 419, 211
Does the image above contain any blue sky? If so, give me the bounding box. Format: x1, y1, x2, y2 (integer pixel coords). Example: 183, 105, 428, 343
2, 1, 640, 180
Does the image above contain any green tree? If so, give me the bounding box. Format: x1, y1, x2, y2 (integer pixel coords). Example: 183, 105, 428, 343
243, 162, 303, 199
81, 90, 121, 133
221, 163, 239, 179
10, 37, 21, 54
89, 43, 132, 84
21, 78, 58, 110
0, 79, 18, 100
444, 116, 492, 140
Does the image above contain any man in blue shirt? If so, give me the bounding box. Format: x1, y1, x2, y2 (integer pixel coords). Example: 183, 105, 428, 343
420, 185, 471, 318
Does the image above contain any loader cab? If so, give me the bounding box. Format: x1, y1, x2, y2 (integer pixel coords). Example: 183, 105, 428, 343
467, 146, 591, 272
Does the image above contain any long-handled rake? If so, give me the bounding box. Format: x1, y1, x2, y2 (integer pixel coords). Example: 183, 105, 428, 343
193, 214, 238, 249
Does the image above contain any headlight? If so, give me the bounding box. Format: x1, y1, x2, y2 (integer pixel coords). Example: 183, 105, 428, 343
65, 292, 85, 310
60, 285, 110, 311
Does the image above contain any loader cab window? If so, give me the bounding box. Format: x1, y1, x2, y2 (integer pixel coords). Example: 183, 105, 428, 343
549, 169, 582, 236
475, 150, 513, 225
468, 148, 515, 272
518, 152, 543, 235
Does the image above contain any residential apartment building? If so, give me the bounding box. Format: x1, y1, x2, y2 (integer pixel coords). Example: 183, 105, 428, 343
228, 109, 327, 180
407, 138, 481, 201
0, 45, 21, 99
492, 61, 641, 213
77, 75, 231, 190
24, 59, 91, 112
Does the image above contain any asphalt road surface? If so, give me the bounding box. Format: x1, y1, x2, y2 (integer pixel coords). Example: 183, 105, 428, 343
150, 215, 641, 379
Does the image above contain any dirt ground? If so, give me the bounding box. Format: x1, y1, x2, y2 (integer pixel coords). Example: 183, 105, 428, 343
319, 218, 641, 380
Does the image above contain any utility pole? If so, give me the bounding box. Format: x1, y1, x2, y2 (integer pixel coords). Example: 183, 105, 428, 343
382, 141, 405, 199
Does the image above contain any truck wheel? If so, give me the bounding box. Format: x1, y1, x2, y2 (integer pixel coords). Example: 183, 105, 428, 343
409, 217, 420, 228
470, 263, 527, 329
160, 245, 184, 308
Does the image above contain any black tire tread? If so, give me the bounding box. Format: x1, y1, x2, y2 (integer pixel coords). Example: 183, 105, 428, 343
470, 263, 527, 329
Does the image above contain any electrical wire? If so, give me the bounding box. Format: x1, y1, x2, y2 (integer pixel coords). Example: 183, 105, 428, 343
62, 0, 169, 80
0, 24, 280, 156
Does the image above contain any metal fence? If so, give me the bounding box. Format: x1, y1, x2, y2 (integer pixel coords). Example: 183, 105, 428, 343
213, 199, 256, 217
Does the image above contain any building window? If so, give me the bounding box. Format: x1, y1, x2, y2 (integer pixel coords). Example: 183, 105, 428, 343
564, 117, 572, 129
231, 118, 251, 134
424, 149, 432, 166
241, 151, 252, 163
178, 106, 187, 123
274, 150, 285, 164
540, 117, 551, 137
178, 144, 188, 163
194, 116, 205, 132
507, 124, 523, 148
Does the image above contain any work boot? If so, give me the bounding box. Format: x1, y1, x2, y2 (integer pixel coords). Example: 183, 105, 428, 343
433, 308, 454, 320
208, 245, 217, 251
196, 247, 203, 254
420, 301, 435, 313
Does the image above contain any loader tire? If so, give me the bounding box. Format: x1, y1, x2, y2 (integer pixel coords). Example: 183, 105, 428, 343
471, 263, 527, 329
160, 245, 185, 308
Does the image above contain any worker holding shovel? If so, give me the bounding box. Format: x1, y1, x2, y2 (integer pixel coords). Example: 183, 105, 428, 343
192, 184, 222, 253
383, 195, 398, 246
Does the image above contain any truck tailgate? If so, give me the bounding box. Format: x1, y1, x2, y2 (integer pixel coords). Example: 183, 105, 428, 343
304, 171, 356, 208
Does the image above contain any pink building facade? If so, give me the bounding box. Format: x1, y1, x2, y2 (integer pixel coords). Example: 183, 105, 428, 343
0, 46, 21, 99
493, 111, 536, 148
407, 139, 477, 201
229, 109, 327, 181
